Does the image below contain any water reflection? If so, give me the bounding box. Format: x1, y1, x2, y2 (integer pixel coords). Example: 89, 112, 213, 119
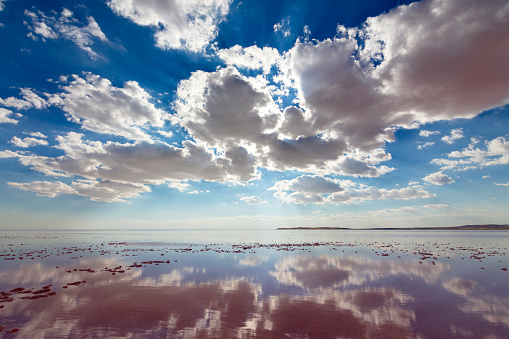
1, 233, 508, 338
270, 255, 448, 289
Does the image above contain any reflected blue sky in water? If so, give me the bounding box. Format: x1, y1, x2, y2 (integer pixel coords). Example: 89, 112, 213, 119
1, 230, 508, 338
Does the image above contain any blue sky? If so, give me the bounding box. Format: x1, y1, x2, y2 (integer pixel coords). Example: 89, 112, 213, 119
0, 0, 508, 229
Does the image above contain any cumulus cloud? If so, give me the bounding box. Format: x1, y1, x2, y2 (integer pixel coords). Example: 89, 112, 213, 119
279, 0, 509, 155
8, 180, 77, 198
417, 142, 435, 150
280, 37, 390, 152
24, 8, 107, 58
419, 130, 440, 137
360, 0, 509, 121
270, 175, 344, 194
273, 18, 290, 37
432, 136, 509, 170
107, 0, 231, 52
270, 175, 434, 205
167, 181, 191, 192
0, 88, 49, 110
174, 66, 391, 177
0, 150, 17, 158
26, 132, 47, 139
8, 179, 150, 202
441, 129, 464, 144
8, 131, 260, 185
422, 171, 455, 185
0, 108, 19, 124
277, 106, 314, 139
449, 136, 509, 158
71, 179, 151, 202
2, 74, 167, 142
49, 73, 168, 142
156, 130, 173, 138
329, 157, 393, 177
217, 45, 280, 74
0, 0, 5, 11
175, 66, 279, 148
326, 186, 435, 204
6, 0, 509, 203
240, 196, 267, 205
10, 136, 49, 148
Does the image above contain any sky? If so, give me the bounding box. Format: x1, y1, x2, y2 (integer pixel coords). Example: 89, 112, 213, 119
0, 0, 508, 230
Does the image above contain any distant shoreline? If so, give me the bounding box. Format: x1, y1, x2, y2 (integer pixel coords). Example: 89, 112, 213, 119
277, 224, 509, 231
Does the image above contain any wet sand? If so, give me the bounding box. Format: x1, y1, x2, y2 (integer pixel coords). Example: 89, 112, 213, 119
0, 230, 508, 338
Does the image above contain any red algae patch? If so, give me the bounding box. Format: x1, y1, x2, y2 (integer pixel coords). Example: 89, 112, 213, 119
9, 288, 25, 293
0, 284, 58, 303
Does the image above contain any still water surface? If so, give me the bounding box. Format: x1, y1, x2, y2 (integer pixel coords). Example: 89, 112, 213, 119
1, 229, 508, 338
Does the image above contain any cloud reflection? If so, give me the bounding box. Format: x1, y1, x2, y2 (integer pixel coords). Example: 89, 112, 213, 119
1, 250, 508, 338
270, 254, 448, 289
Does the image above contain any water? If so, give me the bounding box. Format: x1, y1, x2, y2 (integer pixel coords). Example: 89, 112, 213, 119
1, 229, 508, 338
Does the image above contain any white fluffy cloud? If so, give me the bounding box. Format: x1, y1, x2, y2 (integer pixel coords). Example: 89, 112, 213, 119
432, 136, 509, 171
270, 175, 344, 194
360, 0, 509, 121
174, 66, 391, 177
0, 150, 17, 159
325, 186, 435, 204
422, 171, 455, 185
270, 175, 434, 205
167, 181, 191, 192
49, 73, 168, 142
5, 0, 509, 204
273, 18, 290, 37
279, 0, 509, 155
419, 130, 440, 137
0, 108, 19, 124
71, 179, 151, 202
108, 0, 231, 52
175, 66, 279, 147
417, 142, 435, 150
24, 8, 107, 58
26, 132, 47, 139
10, 136, 49, 148
8, 179, 150, 202
8, 131, 260, 185
441, 129, 464, 144
217, 45, 280, 74
0, 88, 49, 110
2, 74, 167, 142
240, 196, 267, 205
448, 137, 509, 159
281, 37, 390, 152
8, 180, 77, 198
156, 130, 173, 138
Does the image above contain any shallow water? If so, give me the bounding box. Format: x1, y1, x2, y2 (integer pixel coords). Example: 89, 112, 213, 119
0, 229, 508, 338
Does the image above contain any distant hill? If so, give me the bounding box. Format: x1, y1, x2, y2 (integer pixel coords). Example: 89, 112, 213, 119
277, 224, 509, 231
